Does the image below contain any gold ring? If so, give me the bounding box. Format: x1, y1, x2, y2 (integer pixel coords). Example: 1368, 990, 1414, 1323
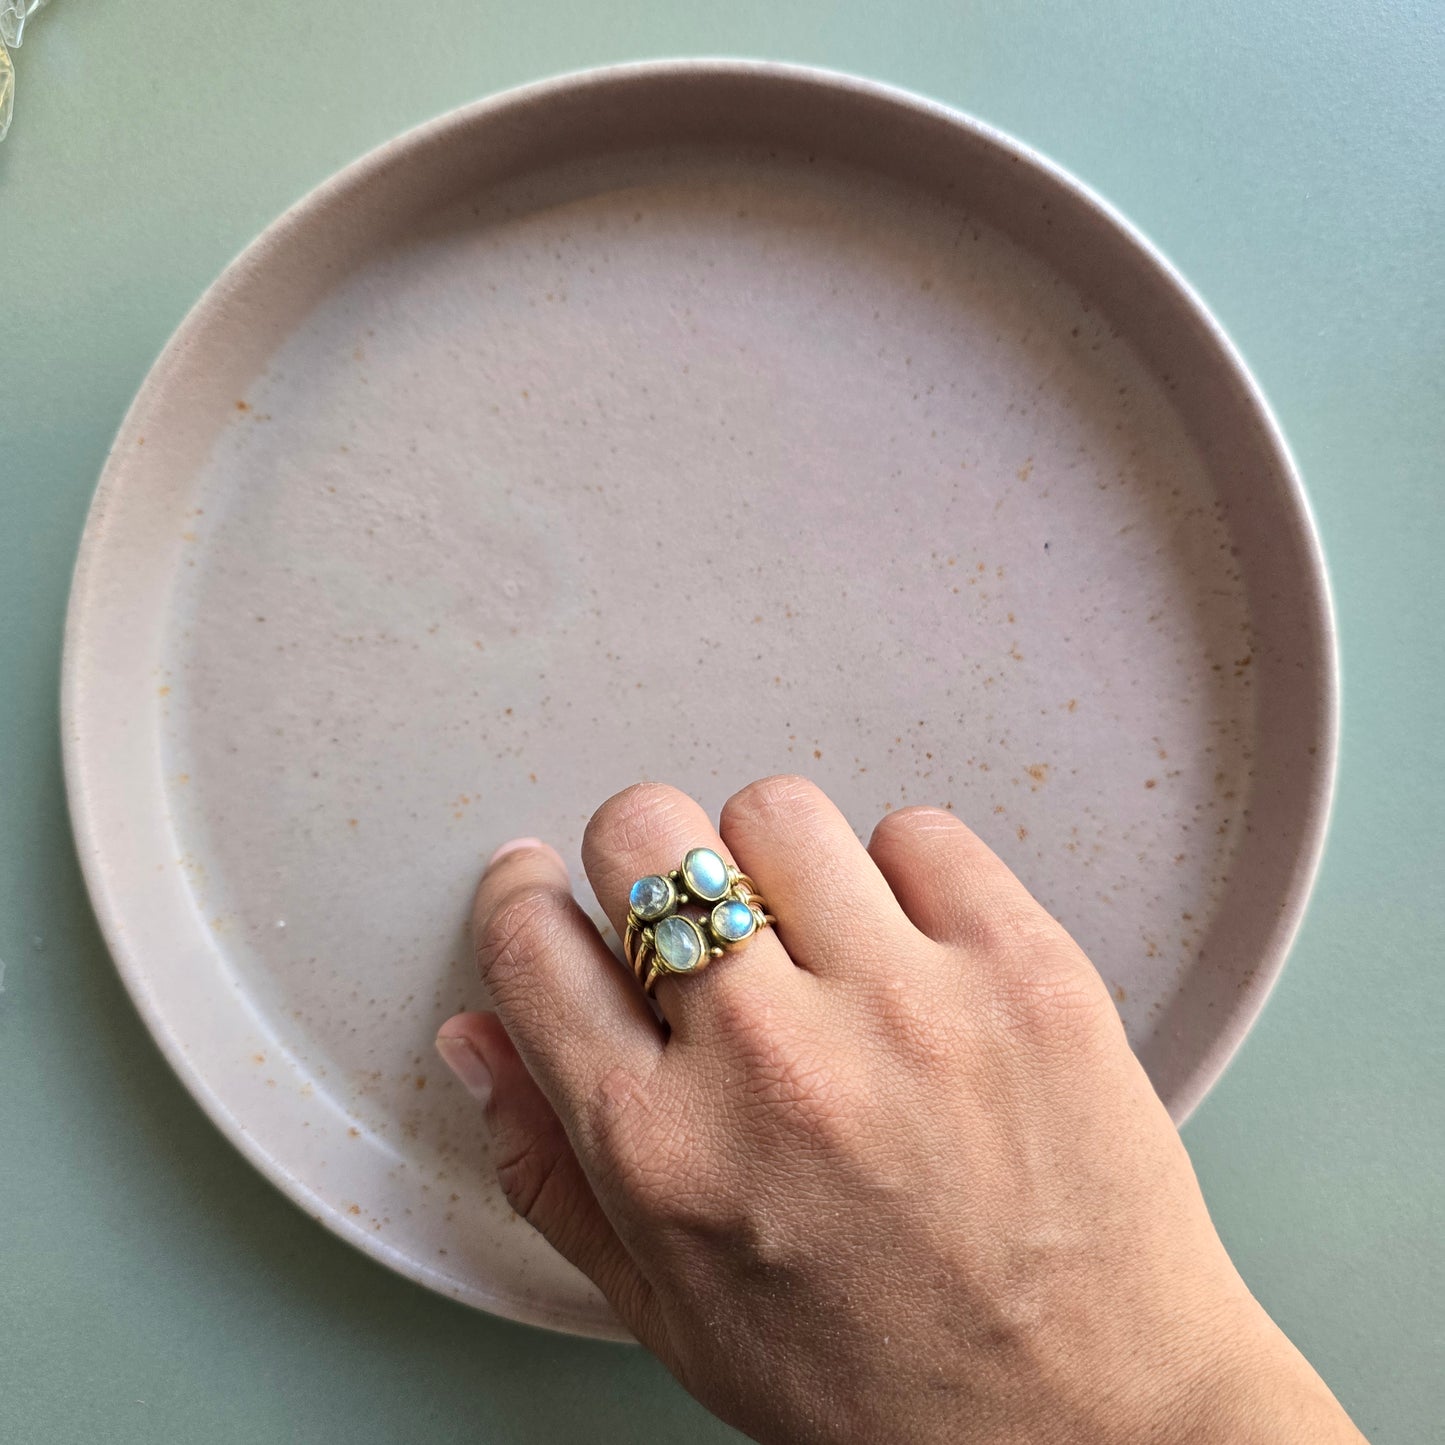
623, 846, 775, 996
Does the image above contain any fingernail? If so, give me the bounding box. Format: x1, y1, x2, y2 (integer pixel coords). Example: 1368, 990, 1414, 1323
435, 1034, 494, 1108
486, 836, 549, 869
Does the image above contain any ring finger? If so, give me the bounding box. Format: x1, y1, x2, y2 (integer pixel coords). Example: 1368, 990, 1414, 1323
581, 781, 804, 1040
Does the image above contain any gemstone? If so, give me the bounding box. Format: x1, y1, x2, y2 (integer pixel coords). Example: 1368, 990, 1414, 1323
628, 874, 674, 922
681, 847, 729, 902
654, 915, 706, 973
710, 899, 757, 944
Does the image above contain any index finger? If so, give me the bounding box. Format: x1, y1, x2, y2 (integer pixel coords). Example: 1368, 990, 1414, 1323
471, 839, 665, 1138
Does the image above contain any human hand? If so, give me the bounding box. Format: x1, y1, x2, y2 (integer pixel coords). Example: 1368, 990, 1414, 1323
437, 778, 1363, 1444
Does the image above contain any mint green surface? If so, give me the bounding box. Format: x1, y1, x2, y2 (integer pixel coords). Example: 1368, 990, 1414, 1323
2, 3, 1440, 1441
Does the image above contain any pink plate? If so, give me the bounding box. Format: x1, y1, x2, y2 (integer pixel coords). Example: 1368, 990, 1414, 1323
63, 62, 1337, 1339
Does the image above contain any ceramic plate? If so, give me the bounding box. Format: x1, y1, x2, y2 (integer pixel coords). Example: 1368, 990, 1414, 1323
62, 62, 1337, 1340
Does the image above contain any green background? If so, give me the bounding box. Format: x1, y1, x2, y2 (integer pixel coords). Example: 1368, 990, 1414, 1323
2, 2, 1440, 1441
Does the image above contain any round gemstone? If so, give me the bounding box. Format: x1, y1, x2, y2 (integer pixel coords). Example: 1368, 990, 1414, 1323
710, 899, 757, 944
628, 874, 674, 922
654, 915, 706, 973
681, 847, 729, 902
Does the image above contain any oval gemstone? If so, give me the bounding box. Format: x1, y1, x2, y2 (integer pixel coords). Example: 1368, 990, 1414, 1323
654, 915, 706, 973
710, 899, 757, 944
628, 874, 674, 922
681, 847, 729, 902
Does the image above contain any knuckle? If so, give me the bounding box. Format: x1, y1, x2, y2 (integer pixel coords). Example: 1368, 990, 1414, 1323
965, 894, 1062, 956
742, 1041, 848, 1122
474, 883, 568, 992
857, 947, 980, 1073
646, 1171, 730, 1237
704, 980, 776, 1049
871, 804, 960, 847
642, 1137, 709, 1222
987, 950, 1112, 1047
604, 1103, 714, 1233
577, 1064, 707, 1225
873, 979, 967, 1073
721, 773, 822, 834
585, 782, 696, 861
716, 1005, 852, 1128
646, 1187, 806, 1310
578, 1063, 656, 1178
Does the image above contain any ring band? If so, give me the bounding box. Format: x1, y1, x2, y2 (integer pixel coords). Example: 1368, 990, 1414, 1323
624, 847, 774, 995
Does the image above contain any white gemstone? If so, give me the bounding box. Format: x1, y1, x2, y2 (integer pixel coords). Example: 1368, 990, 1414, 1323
681, 847, 729, 902
655, 915, 705, 972
629, 874, 674, 921
711, 899, 756, 944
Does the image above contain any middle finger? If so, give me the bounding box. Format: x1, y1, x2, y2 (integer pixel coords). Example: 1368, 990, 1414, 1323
582, 781, 805, 1041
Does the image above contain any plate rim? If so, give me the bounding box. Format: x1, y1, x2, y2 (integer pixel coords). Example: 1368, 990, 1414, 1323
60, 57, 1340, 1334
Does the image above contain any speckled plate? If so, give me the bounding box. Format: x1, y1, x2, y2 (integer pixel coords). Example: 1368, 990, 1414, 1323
62, 62, 1337, 1341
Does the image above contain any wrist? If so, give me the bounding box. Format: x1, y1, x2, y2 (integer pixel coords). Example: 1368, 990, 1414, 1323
1113, 1292, 1364, 1445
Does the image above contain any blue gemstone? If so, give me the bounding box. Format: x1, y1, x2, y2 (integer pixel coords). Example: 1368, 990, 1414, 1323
711, 899, 756, 944
629, 874, 674, 921
681, 847, 729, 902
655, 915, 706, 972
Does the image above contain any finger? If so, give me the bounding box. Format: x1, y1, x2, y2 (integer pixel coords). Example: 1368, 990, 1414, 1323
581, 782, 803, 1040
718, 775, 914, 977
867, 806, 1060, 951
436, 1012, 665, 1345
472, 839, 664, 1151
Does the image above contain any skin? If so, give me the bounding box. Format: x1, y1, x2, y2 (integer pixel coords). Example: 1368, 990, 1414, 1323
435, 777, 1365, 1445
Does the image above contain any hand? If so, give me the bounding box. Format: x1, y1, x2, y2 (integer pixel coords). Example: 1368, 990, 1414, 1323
436, 778, 1363, 1445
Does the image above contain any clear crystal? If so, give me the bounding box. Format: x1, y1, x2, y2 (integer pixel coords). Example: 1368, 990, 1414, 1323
1, 1, 48, 50
0, 42, 12, 144
0, 0, 49, 141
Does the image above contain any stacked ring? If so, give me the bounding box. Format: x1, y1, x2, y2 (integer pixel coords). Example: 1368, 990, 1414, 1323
623, 846, 775, 995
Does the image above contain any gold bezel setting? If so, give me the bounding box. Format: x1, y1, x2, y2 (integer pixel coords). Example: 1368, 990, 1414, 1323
709, 897, 760, 948
627, 872, 677, 923
624, 851, 775, 994
680, 847, 730, 902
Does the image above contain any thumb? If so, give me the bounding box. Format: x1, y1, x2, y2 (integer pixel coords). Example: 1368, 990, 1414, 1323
436, 1010, 663, 1345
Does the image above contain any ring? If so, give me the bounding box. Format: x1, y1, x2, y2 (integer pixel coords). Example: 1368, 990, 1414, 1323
623, 846, 775, 995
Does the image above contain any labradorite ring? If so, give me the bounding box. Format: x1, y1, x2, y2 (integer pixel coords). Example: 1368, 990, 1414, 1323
623, 846, 775, 996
